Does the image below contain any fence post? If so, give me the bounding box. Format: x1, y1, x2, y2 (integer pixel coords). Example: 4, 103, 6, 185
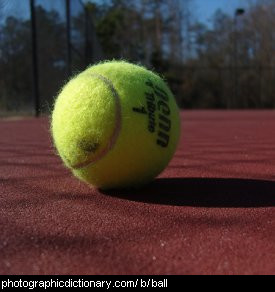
30, 0, 40, 117
66, 0, 72, 77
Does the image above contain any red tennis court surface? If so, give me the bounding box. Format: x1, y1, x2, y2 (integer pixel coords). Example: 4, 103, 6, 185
1, 110, 275, 275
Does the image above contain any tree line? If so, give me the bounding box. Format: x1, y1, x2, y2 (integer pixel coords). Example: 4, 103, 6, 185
0, 0, 274, 113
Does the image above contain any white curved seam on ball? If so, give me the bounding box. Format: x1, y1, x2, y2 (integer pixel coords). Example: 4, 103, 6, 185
72, 73, 122, 169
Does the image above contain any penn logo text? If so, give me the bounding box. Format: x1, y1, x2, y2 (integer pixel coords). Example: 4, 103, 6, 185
133, 79, 171, 148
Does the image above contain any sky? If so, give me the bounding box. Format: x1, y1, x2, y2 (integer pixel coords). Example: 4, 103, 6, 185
84, 0, 255, 26
0, 0, 254, 26
194, 0, 252, 25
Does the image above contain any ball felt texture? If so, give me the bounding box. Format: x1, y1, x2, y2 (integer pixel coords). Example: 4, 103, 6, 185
51, 60, 181, 189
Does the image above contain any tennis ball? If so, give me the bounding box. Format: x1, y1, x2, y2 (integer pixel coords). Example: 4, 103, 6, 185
51, 60, 180, 189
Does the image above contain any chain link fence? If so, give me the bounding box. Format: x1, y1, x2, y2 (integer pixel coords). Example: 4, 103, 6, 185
172, 66, 275, 109
0, 0, 274, 116
0, 0, 102, 116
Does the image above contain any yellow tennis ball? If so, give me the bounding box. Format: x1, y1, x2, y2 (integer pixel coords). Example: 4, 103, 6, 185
51, 60, 180, 189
